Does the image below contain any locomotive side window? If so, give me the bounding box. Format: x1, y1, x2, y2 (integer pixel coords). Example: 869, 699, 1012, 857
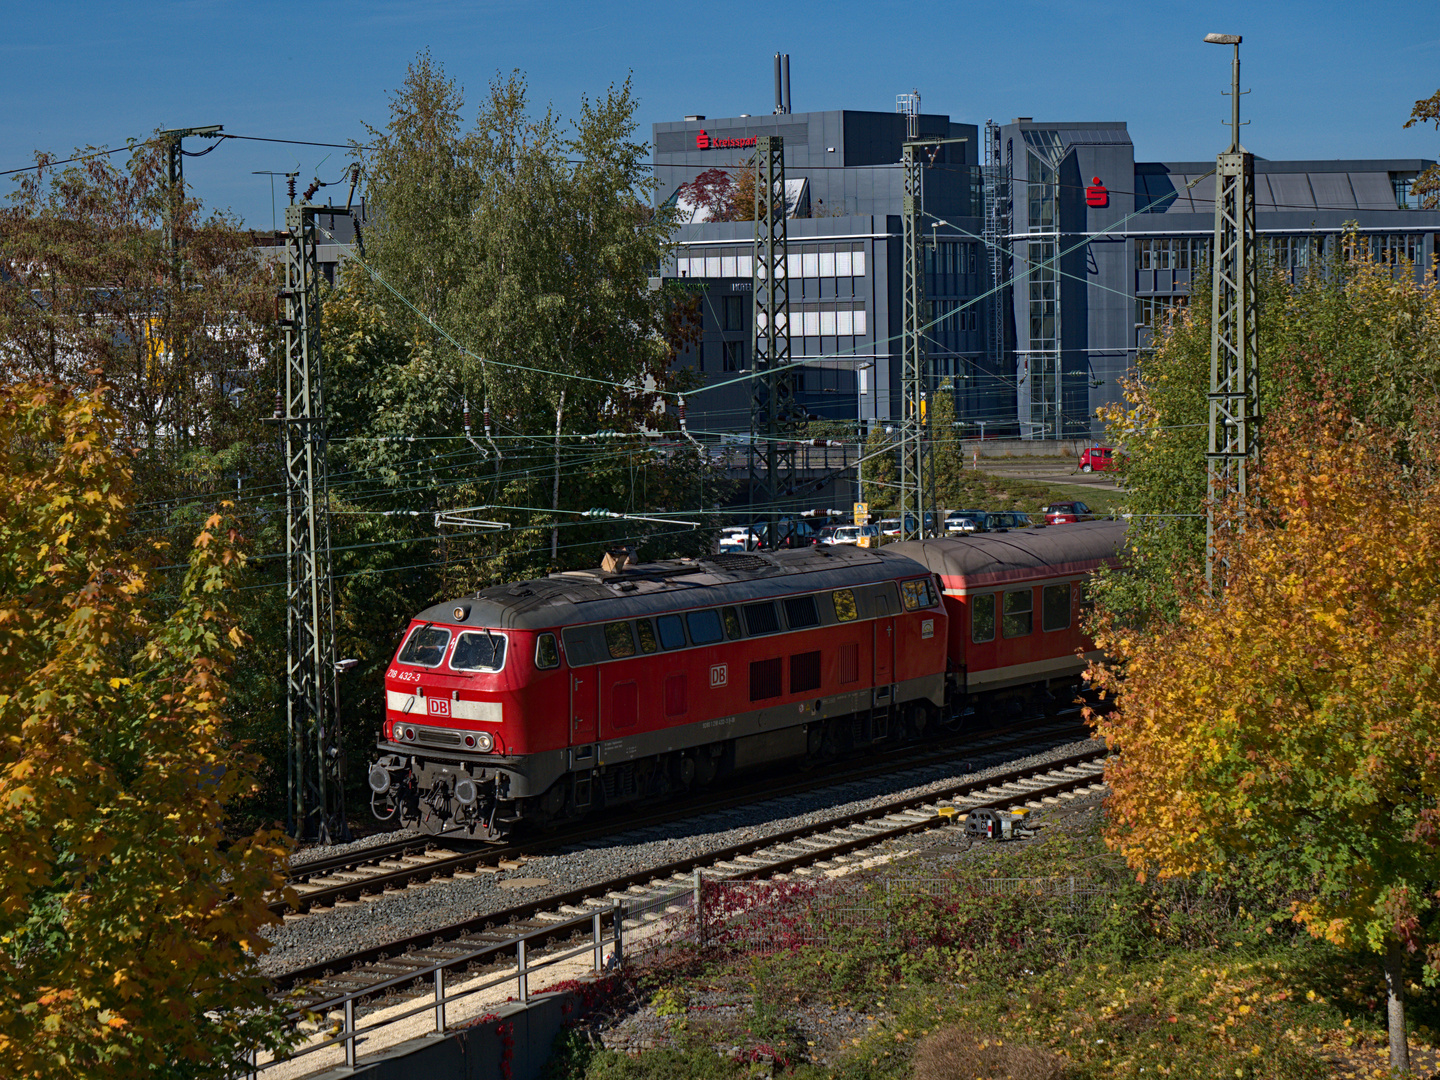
971, 595, 996, 643
839, 641, 861, 684
790, 650, 822, 694
605, 621, 636, 659
451, 631, 507, 671
687, 609, 724, 645
901, 578, 936, 611
722, 606, 744, 639
750, 657, 783, 700
635, 619, 659, 654
656, 614, 687, 650
1042, 583, 1071, 632
398, 625, 451, 667
535, 633, 560, 670
1002, 589, 1033, 638
832, 589, 858, 622
743, 602, 780, 635
783, 595, 820, 629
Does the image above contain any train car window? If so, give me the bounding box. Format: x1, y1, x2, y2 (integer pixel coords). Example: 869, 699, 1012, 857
832, 589, 859, 622
790, 650, 822, 694
656, 614, 687, 650
611, 681, 638, 729
901, 578, 936, 611
605, 621, 637, 659
722, 606, 744, 640
535, 633, 560, 670
971, 595, 996, 643
743, 601, 780, 635
665, 673, 688, 717
451, 631, 507, 671
687, 609, 724, 645
750, 657, 783, 700
1042, 583, 1071, 632
1076, 581, 1094, 615
1002, 589, 1033, 638
839, 641, 861, 684
635, 618, 659, 654
398, 625, 451, 667
783, 595, 820, 629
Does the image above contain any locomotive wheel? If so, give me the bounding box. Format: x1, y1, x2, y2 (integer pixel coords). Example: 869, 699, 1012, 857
906, 702, 932, 741
693, 746, 721, 787
673, 752, 698, 788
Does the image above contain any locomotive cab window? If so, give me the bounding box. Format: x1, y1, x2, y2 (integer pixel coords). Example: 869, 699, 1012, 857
451, 630, 507, 671
656, 614, 687, 650
604, 621, 636, 659
635, 618, 659, 654
687, 609, 724, 645
1002, 589, 1033, 638
398, 625, 451, 667
971, 595, 995, 643
783, 595, 820, 629
1042, 583, 1071, 632
901, 578, 936, 611
743, 601, 780, 635
722, 606, 743, 640
534, 633, 560, 670
832, 589, 858, 622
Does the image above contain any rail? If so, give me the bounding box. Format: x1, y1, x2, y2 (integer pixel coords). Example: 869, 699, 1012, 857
247, 902, 627, 1077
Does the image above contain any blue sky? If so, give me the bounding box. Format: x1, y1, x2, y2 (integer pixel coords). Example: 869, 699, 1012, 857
3, 0, 1436, 228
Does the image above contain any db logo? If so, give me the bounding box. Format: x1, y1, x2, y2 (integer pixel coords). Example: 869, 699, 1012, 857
696, 129, 711, 150
710, 664, 728, 688
427, 698, 450, 717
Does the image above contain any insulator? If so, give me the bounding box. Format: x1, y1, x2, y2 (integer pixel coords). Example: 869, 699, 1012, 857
273, 391, 283, 419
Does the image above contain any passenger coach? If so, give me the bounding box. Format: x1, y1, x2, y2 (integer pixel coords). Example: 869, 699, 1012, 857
370, 545, 949, 837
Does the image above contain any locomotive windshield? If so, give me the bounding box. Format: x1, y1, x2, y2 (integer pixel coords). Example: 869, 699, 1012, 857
397, 625, 450, 667
451, 630, 507, 671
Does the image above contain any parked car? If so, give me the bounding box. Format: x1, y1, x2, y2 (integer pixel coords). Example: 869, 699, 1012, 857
1042, 501, 1093, 525
945, 512, 987, 534
1079, 446, 1115, 473
815, 525, 840, 545
985, 511, 1032, 531
829, 524, 880, 547
756, 519, 820, 549
879, 512, 937, 537
716, 526, 760, 553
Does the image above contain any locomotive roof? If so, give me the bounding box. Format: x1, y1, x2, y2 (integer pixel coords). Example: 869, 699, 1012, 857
412, 545, 934, 631
887, 520, 1127, 586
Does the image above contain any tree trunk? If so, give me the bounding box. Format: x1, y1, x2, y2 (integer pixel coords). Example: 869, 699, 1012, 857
550, 387, 566, 561
1385, 937, 1411, 1075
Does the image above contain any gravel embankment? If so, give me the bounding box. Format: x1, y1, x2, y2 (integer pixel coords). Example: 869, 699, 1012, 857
258, 734, 1102, 977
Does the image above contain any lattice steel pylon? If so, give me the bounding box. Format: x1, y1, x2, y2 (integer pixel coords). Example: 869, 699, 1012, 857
279, 203, 346, 843
749, 135, 797, 539
1204, 34, 1259, 590
898, 136, 930, 543
982, 120, 1008, 376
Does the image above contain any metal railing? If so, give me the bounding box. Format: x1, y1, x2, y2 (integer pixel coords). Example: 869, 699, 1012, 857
249, 901, 629, 1076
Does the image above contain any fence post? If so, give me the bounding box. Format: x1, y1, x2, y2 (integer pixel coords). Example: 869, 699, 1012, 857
885, 880, 893, 944
434, 964, 446, 1031
593, 910, 604, 972
343, 997, 356, 1069
693, 869, 705, 946
517, 937, 529, 1003
612, 900, 624, 966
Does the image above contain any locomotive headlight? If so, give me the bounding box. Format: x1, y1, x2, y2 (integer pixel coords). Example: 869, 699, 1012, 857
404, 727, 416, 742
474, 731, 494, 753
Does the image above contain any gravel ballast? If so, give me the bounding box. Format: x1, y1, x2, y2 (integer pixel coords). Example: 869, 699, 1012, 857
258, 732, 1102, 977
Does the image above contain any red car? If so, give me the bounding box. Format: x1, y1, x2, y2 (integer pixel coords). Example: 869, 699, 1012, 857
1042, 501, 1093, 525
1079, 446, 1115, 472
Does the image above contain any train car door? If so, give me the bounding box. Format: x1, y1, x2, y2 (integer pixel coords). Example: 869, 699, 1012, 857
570, 667, 597, 746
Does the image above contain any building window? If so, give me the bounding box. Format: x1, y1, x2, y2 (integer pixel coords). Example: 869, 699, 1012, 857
723, 341, 743, 372
723, 295, 745, 331
695, 341, 705, 372
1135, 294, 1189, 329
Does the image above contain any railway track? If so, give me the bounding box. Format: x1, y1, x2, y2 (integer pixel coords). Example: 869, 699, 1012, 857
274, 744, 1108, 1004
276, 717, 1092, 915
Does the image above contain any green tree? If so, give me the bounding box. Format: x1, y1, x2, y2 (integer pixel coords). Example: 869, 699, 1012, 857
928, 379, 966, 509
0, 385, 292, 1077
861, 425, 897, 513
1089, 402, 1440, 1075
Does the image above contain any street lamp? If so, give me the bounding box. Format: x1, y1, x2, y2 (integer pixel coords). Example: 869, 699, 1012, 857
1203, 33, 1243, 151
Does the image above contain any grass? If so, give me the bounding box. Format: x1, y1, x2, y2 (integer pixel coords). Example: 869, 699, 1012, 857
545, 812, 1440, 1080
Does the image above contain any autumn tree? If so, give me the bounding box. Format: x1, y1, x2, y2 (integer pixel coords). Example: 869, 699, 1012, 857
0, 385, 292, 1077
1404, 89, 1440, 209
1089, 402, 1440, 1074
861, 424, 898, 513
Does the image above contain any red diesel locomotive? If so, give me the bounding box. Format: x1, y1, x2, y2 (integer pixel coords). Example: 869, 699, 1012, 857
368, 521, 1125, 837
